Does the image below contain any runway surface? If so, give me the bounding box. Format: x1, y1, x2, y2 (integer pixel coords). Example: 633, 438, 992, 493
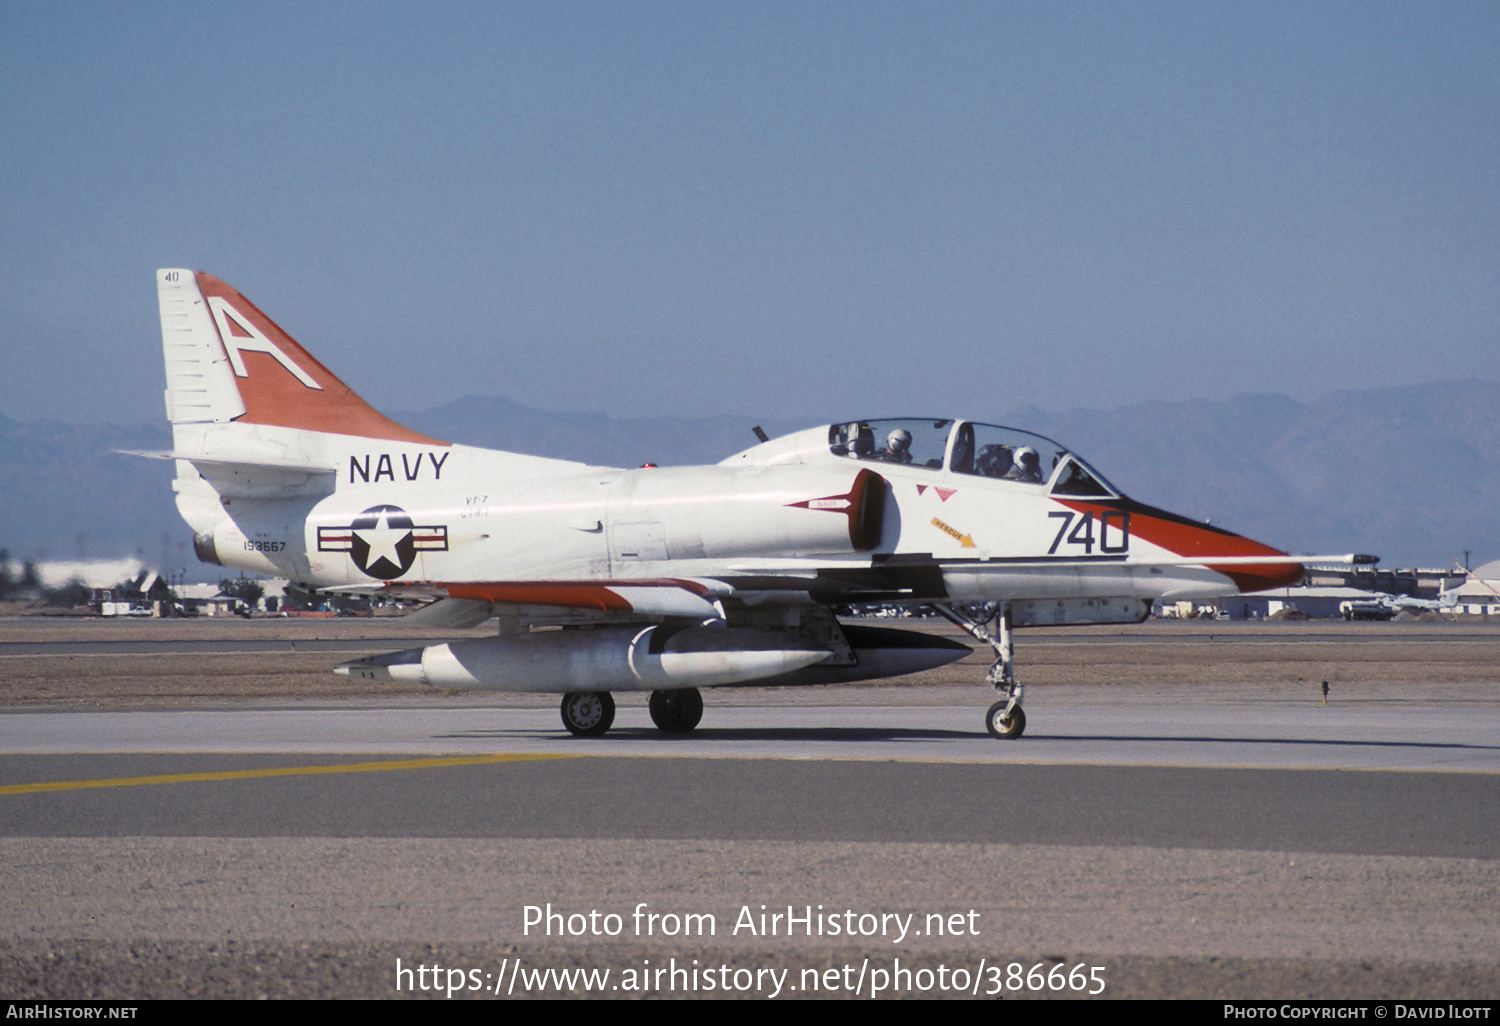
1, 618, 1497, 999
4, 693, 1498, 769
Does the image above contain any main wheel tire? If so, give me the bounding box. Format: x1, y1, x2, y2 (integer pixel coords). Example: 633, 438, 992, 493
560, 691, 615, 737
986, 701, 1026, 739
649, 687, 704, 734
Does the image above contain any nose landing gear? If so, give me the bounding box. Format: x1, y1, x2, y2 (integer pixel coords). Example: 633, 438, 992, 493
933, 601, 1026, 740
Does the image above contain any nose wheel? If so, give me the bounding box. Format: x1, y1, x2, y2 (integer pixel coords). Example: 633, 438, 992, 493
986, 701, 1026, 739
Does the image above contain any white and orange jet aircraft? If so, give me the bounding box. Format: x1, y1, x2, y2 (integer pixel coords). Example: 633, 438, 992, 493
149, 269, 1333, 739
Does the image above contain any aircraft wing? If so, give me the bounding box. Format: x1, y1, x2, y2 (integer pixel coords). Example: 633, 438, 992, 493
371, 570, 913, 629
389, 583, 722, 630
369, 548, 1360, 631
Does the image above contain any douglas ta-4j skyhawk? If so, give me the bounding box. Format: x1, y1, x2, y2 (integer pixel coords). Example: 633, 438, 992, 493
147, 269, 1337, 739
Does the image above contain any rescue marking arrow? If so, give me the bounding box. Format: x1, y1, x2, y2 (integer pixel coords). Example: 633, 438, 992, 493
931, 516, 976, 548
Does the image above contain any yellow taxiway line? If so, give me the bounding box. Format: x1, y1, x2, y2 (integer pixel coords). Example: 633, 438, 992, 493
0, 753, 579, 796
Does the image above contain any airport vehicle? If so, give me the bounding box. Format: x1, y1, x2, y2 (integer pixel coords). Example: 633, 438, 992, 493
148, 269, 1316, 739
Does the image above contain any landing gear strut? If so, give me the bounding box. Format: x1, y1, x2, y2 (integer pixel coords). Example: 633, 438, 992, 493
933, 601, 1026, 740
649, 687, 704, 734
560, 690, 615, 737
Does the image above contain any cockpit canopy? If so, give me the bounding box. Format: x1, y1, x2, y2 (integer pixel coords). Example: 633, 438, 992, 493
828, 418, 1118, 498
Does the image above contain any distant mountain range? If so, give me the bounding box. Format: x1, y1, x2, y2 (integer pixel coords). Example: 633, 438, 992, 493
2, 381, 1494, 576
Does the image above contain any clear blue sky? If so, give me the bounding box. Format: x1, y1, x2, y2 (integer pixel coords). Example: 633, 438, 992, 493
3, 1, 1496, 426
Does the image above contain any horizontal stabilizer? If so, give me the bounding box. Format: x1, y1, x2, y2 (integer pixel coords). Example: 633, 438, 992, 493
118, 449, 337, 474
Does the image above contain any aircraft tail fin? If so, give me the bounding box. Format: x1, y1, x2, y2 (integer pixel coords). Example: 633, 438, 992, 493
157, 269, 443, 444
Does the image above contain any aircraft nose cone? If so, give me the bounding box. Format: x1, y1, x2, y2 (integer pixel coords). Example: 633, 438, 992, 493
1066, 498, 1306, 593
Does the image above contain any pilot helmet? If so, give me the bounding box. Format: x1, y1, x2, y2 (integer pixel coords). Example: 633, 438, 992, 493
887, 429, 912, 452
1013, 446, 1041, 478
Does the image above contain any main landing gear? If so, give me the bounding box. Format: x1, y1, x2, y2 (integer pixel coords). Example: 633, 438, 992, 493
560, 690, 614, 737
559, 688, 705, 737
933, 601, 1027, 740
649, 687, 704, 734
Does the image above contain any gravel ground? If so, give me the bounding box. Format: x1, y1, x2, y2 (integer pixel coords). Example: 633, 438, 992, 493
3, 838, 1497, 1000
3, 615, 1499, 707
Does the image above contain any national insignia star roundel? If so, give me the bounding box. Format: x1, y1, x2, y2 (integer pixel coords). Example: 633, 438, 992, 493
316, 505, 448, 579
